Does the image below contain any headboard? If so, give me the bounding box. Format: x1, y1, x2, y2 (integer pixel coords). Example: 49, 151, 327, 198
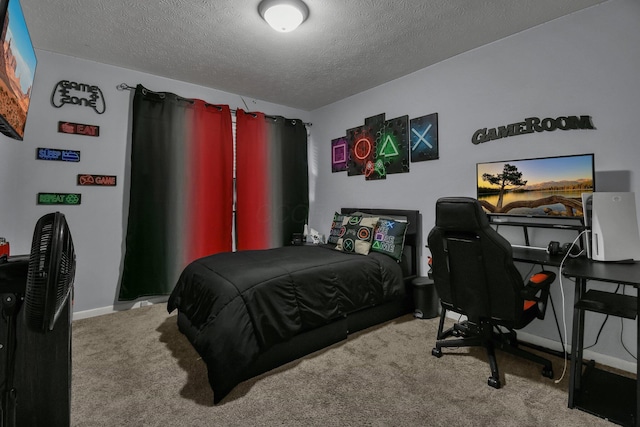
341, 208, 422, 280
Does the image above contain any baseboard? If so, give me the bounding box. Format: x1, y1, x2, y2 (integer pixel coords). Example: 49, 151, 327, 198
517, 330, 637, 374
72, 297, 169, 321
443, 312, 636, 374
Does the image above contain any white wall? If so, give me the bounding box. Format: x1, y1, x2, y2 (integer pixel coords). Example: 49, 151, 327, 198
1, 0, 637, 369
0, 50, 310, 316
308, 0, 640, 368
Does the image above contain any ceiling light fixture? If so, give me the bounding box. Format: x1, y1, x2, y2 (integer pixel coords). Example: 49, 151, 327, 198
258, 0, 309, 33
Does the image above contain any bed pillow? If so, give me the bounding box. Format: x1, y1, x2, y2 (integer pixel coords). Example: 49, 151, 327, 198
327, 212, 346, 245
335, 215, 379, 255
350, 211, 408, 223
370, 218, 408, 261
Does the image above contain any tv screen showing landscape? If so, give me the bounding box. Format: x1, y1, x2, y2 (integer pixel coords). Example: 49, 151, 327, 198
0, 0, 37, 140
476, 153, 595, 218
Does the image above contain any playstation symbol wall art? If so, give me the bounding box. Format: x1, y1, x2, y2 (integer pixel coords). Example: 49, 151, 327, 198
376, 115, 409, 176
331, 137, 348, 172
410, 113, 438, 162
346, 125, 377, 178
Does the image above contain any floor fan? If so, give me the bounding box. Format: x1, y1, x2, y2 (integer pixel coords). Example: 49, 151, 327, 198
0, 212, 76, 427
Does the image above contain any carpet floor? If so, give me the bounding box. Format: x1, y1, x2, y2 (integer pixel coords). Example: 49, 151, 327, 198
70, 303, 616, 426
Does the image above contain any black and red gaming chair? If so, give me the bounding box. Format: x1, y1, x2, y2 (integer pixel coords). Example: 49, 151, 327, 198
428, 197, 556, 388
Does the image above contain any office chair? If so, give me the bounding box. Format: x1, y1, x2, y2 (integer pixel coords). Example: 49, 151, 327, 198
428, 197, 556, 388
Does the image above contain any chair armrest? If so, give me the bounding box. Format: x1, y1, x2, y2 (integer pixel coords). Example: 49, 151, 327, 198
521, 271, 556, 319
523, 271, 555, 294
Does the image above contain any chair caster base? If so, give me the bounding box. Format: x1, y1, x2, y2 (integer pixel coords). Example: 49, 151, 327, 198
488, 376, 501, 389
432, 348, 442, 358
542, 366, 554, 379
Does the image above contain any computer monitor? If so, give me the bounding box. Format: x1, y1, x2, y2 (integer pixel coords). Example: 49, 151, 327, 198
582, 192, 640, 262
477, 153, 594, 219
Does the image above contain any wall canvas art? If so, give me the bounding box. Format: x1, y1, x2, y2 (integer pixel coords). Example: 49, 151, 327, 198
363, 113, 387, 180
331, 137, 348, 172
347, 125, 377, 177
365, 113, 385, 127
343, 112, 435, 181
375, 115, 409, 177
410, 113, 438, 162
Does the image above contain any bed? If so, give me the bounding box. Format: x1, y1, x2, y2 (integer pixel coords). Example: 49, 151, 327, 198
167, 208, 421, 403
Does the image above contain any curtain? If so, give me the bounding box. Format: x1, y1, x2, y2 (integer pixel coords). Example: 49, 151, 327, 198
235, 110, 309, 250
119, 85, 233, 301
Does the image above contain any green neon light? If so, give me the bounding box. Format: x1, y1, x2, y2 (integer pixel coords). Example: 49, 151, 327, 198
37, 193, 82, 205
378, 134, 399, 158
375, 159, 386, 176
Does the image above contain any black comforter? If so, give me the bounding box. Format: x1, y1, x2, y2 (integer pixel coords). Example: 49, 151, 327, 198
167, 244, 404, 402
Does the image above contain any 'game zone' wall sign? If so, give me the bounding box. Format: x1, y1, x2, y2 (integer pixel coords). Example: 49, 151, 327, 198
51, 80, 106, 114
77, 174, 117, 186
58, 121, 100, 137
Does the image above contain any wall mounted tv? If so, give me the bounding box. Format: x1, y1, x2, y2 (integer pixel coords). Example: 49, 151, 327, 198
0, 0, 36, 141
476, 153, 595, 219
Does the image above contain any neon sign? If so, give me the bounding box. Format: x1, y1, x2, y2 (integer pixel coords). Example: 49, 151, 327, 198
37, 193, 82, 205
58, 121, 100, 137
77, 174, 117, 186
36, 147, 81, 162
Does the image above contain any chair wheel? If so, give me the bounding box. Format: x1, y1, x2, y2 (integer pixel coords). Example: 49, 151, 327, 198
542, 366, 554, 379
432, 348, 442, 358
488, 376, 501, 389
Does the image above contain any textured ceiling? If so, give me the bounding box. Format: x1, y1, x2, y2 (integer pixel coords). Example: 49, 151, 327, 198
21, 0, 607, 111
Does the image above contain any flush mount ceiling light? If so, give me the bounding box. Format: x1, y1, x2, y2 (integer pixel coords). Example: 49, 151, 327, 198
258, 0, 309, 33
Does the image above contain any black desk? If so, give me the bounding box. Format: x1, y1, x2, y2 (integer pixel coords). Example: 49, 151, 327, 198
563, 259, 640, 427
512, 247, 566, 267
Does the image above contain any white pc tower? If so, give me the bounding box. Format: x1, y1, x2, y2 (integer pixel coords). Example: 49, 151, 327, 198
582, 192, 640, 262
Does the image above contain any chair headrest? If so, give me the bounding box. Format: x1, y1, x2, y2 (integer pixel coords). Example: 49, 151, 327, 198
435, 197, 490, 231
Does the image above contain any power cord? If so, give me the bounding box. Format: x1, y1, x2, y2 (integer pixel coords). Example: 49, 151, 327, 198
584, 283, 620, 350
554, 229, 589, 384
620, 317, 638, 360
620, 286, 638, 360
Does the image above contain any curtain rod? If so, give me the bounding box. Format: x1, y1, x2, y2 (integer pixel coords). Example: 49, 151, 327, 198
117, 83, 311, 127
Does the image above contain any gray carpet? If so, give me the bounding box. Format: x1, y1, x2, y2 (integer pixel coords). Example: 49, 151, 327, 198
71, 304, 615, 426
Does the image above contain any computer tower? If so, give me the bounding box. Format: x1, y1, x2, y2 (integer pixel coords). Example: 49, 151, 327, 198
582, 192, 640, 262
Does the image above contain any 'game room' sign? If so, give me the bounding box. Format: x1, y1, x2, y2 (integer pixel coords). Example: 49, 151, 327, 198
472, 115, 594, 145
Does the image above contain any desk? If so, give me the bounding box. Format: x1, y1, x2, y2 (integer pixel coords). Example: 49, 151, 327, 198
563, 259, 640, 427
512, 247, 566, 267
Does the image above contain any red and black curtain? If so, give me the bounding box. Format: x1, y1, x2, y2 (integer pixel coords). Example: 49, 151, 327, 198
235, 110, 309, 250
118, 85, 233, 301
